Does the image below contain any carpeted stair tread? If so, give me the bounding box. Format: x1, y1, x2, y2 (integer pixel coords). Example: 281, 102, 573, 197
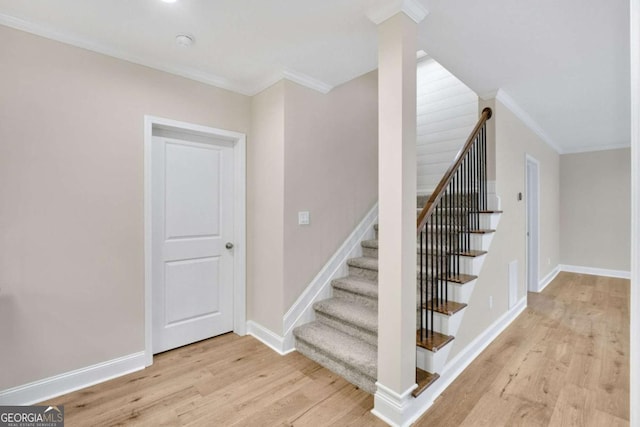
314, 298, 378, 333
332, 277, 378, 299
361, 239, 378, 249
347, 256, 378, 271
293, 322, 377, 379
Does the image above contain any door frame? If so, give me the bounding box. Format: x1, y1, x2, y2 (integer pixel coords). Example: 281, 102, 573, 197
525, 154, 540, 293
144, 115, 246, 366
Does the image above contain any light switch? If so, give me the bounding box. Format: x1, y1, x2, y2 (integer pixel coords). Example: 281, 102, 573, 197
298, 211, 310, 225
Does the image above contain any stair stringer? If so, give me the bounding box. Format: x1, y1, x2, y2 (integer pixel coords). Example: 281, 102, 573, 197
416, 212, 502, 376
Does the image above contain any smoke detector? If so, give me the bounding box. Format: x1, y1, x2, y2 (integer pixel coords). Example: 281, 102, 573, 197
175, 34, 194, 48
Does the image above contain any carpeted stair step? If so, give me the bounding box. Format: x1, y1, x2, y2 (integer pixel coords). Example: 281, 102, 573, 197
361, 239, 378, 258
293, 322, 377, 393
347, 256, 378, 281
314, 298, 377, 346
332, 276, 378, 308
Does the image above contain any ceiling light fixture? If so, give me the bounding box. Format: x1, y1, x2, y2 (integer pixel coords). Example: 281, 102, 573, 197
175, 34, 194, 48
161, 0, 178, 3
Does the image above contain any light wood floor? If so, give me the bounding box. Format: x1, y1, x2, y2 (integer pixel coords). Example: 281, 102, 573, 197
415, 272, 629, 426
43, 272, 629, 426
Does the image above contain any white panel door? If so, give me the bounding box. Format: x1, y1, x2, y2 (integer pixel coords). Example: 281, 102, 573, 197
152, 135, 234, 353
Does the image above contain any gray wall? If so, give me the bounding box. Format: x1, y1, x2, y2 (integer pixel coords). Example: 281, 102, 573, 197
449, 98, 561, 358
0, 25, 251, 390
560, 148, 631, 271
248, 74, 379, 333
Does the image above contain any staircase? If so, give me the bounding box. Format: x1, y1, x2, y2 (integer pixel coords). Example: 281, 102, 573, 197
293, 197, 500, 395
293, 107, 497, 398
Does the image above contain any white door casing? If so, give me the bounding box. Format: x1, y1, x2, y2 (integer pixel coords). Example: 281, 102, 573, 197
525, 155, 540, 293
144, 116, 246, 364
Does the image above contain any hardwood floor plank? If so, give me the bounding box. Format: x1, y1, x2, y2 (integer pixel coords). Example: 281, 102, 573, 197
40, 273, 628, 426
416, 273, 629, 426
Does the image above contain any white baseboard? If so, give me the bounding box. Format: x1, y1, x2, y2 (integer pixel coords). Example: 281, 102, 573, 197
280, 203, 378, 353
0, 352, 145, 405
537, 265, 560, 292
246, 321, 294, 356
404, 297, 527, 425
560, 264, 631, 279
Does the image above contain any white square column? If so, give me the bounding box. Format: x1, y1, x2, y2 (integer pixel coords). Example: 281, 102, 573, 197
371, 4, 426, 425
629, 0, 640, 425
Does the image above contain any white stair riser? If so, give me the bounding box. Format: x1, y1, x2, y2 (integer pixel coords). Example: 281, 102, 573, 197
417, 260, 483, 279
470, 233, 494, 251
479, 213, 500, 229
460, 255, 485, 276
416, 344, 453, 374
418, 255, 483, 275
420, 233, 494, 252
422, 308, 466, 337
448, 280, 477, 304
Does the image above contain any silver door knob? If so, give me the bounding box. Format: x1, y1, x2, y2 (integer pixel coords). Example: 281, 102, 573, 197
225, 242, 234, 249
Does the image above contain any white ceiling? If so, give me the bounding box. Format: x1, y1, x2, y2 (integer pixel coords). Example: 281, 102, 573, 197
0, 0, 630, 153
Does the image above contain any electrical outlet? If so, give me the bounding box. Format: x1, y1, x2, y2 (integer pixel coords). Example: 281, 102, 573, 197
298, 211, 310, 225
547, 258, 551, 265
489, 296, 493, 309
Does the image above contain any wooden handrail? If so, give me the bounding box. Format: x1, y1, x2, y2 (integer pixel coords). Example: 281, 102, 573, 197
416, 107, 493, 231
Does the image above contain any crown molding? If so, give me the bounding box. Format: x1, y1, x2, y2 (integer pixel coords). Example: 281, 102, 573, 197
0, 14, 335, 98
248, 68, 334, 96
0, 14, 256, 95
282, 69, 333, 94
367, 0, 429, 25
495, 89, 563, 154
560, 142, 630, 154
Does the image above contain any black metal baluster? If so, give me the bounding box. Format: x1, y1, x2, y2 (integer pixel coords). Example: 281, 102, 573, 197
430, 216, 434, 338
418, 224, 428, 340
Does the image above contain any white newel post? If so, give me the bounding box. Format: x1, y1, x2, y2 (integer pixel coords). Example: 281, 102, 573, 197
370, 3, 426, 425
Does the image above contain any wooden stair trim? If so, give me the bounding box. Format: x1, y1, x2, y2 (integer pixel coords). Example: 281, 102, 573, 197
413, 368, 439, 397
440, 273, 477, 284
423, 300, 467, 315
416, 330, 454, 352
468, 229, 495, 234
450, 249, 487, 257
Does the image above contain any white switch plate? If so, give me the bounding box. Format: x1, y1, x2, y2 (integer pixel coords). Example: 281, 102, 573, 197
298, 211, 310, 225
